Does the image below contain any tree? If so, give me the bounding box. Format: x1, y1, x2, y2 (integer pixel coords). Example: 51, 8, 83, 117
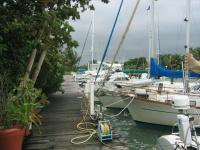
0, 0, 109, 93
160, 54, 183, 70
123, 48, 200, 72
124, 57, 148, 69
35, 48, 66, 94
191, 47, 200, 60
64, 47, 80, 72
158, 48, 200, 70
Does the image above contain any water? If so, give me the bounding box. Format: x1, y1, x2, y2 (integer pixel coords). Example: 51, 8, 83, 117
100, 78, 200, 149
104, 109, 172, 150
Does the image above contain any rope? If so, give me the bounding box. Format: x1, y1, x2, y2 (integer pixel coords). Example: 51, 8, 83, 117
71, 96, 113, 147
104, 96, 131, 108
71, 96, 97, 144
71, 96, 111, 146
104, 97, 134, 118
95, 0, 124, 82
97, 0, 141, 92
71, 121, 96, 144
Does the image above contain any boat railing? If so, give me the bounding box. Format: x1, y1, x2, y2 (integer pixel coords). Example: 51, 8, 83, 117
132, 86, 200, 97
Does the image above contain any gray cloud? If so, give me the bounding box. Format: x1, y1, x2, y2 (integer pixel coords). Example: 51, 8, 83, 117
70, 0, 200, 65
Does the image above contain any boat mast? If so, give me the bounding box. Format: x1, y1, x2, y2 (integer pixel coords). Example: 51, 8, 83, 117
91, 11, 95, 70
148, 0, 155, 78
184, 0, 191, 93
147, 1, 151, 78
151, 0, 156, 59
156, 1, 160, 64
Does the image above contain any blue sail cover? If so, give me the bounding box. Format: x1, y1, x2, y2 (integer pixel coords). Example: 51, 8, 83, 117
150, 58, 200, 78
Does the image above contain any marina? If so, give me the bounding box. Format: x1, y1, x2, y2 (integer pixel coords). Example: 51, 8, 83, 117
23, 75, 128, 150
105, 108, 170, 149
24, 75, 200, 150
1, 0, 200, 150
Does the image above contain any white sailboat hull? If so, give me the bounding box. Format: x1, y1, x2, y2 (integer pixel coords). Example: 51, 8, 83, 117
116, 79, 154, 88
128, 98, 200, 126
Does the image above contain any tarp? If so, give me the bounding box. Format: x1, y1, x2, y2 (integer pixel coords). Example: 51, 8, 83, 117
77, 68, 87, 72
150, 58, 200, 78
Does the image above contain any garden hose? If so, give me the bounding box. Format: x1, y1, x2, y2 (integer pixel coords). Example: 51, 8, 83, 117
100, 122, 110, 135
71, 97, 97, 145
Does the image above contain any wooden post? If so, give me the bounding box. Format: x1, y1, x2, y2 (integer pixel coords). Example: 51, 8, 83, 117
90, 82, 95, 115
84, 81, 90, 99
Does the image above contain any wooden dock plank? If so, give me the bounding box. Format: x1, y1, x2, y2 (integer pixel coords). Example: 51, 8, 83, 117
23, 75, 128, 150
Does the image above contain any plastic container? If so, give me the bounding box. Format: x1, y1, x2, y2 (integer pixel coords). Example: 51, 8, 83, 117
0, 128, 25, 150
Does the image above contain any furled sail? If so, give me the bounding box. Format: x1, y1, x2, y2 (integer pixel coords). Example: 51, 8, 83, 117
150, 58, 200, 78
185, 52, 200, 74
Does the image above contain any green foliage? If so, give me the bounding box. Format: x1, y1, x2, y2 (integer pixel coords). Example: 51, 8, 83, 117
4, 79, 46, 130
123, 48, 200, 70
0, 0, 108, 94
160, 54, 183, 70
190, 47, 200, 60
124, 57, 147, 69
159, 48, 200, 70
64, 47, 80, 72
35, 48, 66, 94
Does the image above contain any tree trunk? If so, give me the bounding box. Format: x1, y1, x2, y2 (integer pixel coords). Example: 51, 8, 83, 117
32, 48, 48, 85
24, 48, 37, 79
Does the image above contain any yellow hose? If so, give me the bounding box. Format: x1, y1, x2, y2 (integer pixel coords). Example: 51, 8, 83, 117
70, 97, 97, 145
100, 122, 111, 135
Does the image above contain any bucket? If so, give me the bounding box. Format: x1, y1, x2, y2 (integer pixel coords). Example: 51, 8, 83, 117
0, 128, 25, 150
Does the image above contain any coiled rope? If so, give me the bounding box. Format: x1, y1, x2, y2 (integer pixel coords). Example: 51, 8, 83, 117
71, 96, 96, 144
71, 96, 113, 147
71, 122, 96, 144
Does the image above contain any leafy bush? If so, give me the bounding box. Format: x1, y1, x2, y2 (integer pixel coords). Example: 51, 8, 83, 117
35, 49, 66, 94
4, 79, 46, 131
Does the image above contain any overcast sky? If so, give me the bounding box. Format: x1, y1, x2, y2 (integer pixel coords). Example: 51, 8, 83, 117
70, 0, 200, 64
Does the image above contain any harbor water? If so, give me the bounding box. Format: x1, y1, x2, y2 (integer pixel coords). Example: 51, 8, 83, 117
104, 108, 172, 150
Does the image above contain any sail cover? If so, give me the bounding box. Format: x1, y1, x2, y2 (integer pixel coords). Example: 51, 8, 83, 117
150, 58, 200, 78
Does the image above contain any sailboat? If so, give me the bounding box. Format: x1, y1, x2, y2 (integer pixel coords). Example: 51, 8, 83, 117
95, 0, 154, 109
126, 0, 200, 126
75, 11, 107, 84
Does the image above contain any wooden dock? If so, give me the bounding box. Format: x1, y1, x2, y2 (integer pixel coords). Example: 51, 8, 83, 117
23, 75, 128, 150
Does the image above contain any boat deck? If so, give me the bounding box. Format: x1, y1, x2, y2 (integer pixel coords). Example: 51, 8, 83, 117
23, 75, 127, 150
